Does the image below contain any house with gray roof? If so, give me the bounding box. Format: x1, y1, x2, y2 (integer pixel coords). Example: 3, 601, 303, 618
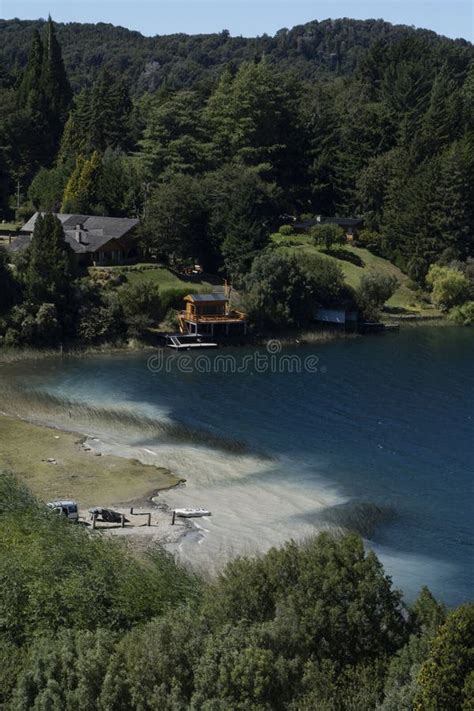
12, 213, 140, 266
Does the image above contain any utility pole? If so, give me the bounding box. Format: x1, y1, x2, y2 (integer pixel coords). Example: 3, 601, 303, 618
16, 179, 21, 209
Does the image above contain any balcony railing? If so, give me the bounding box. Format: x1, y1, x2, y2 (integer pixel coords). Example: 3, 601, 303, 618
179, 310, 246, 323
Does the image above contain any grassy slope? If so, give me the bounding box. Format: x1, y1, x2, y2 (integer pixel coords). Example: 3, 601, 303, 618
0, 415, 179, 507
108, 265, 214, 294
272, 234, 436, 314
0, 223, 20, 231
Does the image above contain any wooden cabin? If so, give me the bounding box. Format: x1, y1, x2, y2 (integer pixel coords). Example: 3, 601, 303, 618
178, 293, 247, 336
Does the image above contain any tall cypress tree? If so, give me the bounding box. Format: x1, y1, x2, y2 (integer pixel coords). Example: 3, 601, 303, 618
17, 29, 44, 113
41, 16, 72, 152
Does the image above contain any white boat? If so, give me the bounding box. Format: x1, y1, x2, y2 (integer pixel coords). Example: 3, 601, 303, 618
174, 507, 211, 518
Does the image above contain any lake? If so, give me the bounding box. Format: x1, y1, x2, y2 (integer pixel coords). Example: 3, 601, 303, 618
2, 326, 473, 605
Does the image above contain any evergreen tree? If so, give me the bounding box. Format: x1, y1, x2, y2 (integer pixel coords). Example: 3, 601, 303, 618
87, 69, 133, 153
433, 139, 474, 260
57, 89, 92, 164
304, 82, 341, 215
61, 152, 102, 213
138, 89, 209, 180
61, 155, 86, 211
16, 30, 44, 114
204, 60, 302, 197
14, 18, 71, 168
25, 213, 76, 310
59, 70, 133, 161
204, 164, 276, 277
418, 63, 463, 157
41, 16, 72, 152
414, 604, 474, 710
0, 247, 19, 314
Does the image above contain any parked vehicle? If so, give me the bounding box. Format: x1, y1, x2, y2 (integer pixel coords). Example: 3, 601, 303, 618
47, 500, 79, 521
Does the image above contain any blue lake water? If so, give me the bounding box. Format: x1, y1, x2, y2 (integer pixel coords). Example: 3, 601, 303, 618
4, 326, 473, 605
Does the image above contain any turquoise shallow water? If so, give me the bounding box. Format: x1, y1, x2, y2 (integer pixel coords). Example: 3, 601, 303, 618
4, 326, 473, 605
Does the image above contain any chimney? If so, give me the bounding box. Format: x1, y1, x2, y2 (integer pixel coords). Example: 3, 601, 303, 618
75, 223, 85, 244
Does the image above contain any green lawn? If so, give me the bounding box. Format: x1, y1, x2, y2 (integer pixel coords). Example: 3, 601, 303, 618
0, 222, 20, 232
272, 234, 436, 315
94, 264, 215, 295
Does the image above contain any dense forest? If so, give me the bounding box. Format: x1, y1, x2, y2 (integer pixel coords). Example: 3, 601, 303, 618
0, 471, 473, 710
2, 17, 470, 92
0, 16, 473, 345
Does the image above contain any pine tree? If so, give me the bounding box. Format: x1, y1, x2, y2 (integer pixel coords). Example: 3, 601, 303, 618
26, 213, 75, 308
16, 29, 44, 113
15, 18, 71, 166
433, 139, 474, 260
88, 70, 132, 152
418, 63, 463, 158
204, 60, 301, 197
57, 89, 92, 164
41, 16, 72, 152
137, 89, 209, 180
61, 155, 86, 211
61, 152, 102, 213
75, 150, 102, 211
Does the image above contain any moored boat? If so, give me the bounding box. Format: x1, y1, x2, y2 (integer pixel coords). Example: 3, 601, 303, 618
174, 507, 211, 518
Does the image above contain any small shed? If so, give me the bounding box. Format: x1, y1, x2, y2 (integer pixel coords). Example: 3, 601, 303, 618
179, 293, 247, 336
315, 308, 358, 325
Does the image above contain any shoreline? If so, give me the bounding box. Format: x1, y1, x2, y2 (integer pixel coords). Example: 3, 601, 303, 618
0, 412, 181, 508
0, 410, 196, 551
0, 316, 452, 364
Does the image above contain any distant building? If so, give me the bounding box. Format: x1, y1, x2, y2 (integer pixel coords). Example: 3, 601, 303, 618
179, 292, 247, 336
12, 212, 140, 266
294, 216, 363, 240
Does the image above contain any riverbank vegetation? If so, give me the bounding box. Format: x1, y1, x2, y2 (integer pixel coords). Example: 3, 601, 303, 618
0, 17, 473, 349
0, 471, 472, 709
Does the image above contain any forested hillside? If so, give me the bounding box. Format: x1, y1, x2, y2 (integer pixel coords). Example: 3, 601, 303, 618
0, 16, 473, 346
1, 17, 469, 92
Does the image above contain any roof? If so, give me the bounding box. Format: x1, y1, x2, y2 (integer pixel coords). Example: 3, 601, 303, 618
185, 293, 228, 302
15, 212, 139, 254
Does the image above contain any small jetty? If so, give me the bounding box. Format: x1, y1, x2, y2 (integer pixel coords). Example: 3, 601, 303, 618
163, 333, 218, 349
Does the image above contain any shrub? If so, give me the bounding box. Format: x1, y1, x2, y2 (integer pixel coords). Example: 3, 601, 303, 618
118, 282, 163, 336
355, 229, 383, 253
358, 271, 398, 317
448, 301, 474, 326
426, 265, 471, 311
160, 287, 199, 315
278, 224, 294, 236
